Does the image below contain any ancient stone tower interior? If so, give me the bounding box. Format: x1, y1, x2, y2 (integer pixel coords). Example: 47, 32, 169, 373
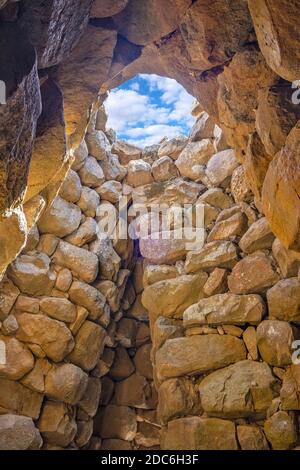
0, 0, 300, 452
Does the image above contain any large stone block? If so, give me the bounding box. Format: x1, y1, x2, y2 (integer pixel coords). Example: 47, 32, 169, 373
156, 334, 246, 381
183, 293, 265, 327
199, 360, 278, 419
162, 416, 238, 450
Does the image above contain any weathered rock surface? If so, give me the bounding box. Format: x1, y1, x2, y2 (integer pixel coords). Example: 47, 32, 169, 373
16, 313, 74, 362
228, 252, 279, 294
199, 360, 278, 418
185, 240, 238, 273
156, 335, 246, 380
142, 272, 208, 322
53, 241, 98, 283
162, 416, 238, 450
183, 294, 264, 327
256, 320, 295, 366
0, 414, 42, 450
7, 252, 55, 296
38, 196, 81, 238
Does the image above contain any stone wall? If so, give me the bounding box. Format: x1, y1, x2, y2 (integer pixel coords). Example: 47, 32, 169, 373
0, 0, 300, 282
1, 103, 300, 450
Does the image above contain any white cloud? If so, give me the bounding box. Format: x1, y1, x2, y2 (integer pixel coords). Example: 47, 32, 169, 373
104, 74, 195, 148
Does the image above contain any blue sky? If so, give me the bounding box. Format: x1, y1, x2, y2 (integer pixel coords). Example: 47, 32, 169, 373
104, 74, 195, 148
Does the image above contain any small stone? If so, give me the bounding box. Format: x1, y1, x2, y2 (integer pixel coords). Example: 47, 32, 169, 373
86, 130, 110, 161
198, 188, 233, 209
267, 278, 300, 321
281, 365, 300, 410
228, 252, 279, 294
203, 268, 228, 296
77, 186, 100, 217
231, 165, 253, 203
223, 325, 243, 337
158, 377, 201, 424
207, 212, 248, 242
115, 318, 137, 348
264, 411, 297, 450
68, 321, 106, 372
65, 217, 98, 247
75, 420, 93, 448
69, 306, 89, 336
239, 217, 275, 253
142, 272, 208, 323
96, 180, 122, 203
158, 136, 186, 160
176, 140, 214, 180
256, 320, 295, 366
152, 156, 179, 182
71, 140, 88, 171
0, 277, 19, 320
78, 377, 101, 418
237, 425, 269, 450
37, 234, 59, 256
59, 169, 82, 203
272, 238, 300, 277
114, 373, 153, 409
109, 346, 135, 381
78, 156, 105, 188
134, 343, 153, 380
112, 140, 141, 165
127, 159, 153, 187
1, 314, 18, 335
0, 335, 34, 380
55, 268, 72, 292
243, 326, 258, 360
190, 112, 215, 141
95, 405, 137, 441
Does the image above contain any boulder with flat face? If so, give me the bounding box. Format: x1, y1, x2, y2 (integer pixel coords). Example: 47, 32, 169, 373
161, 416, 238, 450
185, 240, 238, 273
183, 293, 265, 327
199, 360, 278, 419
142, 272, 208, 323
176, 140, 214, 180
156, 334, 246, 381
